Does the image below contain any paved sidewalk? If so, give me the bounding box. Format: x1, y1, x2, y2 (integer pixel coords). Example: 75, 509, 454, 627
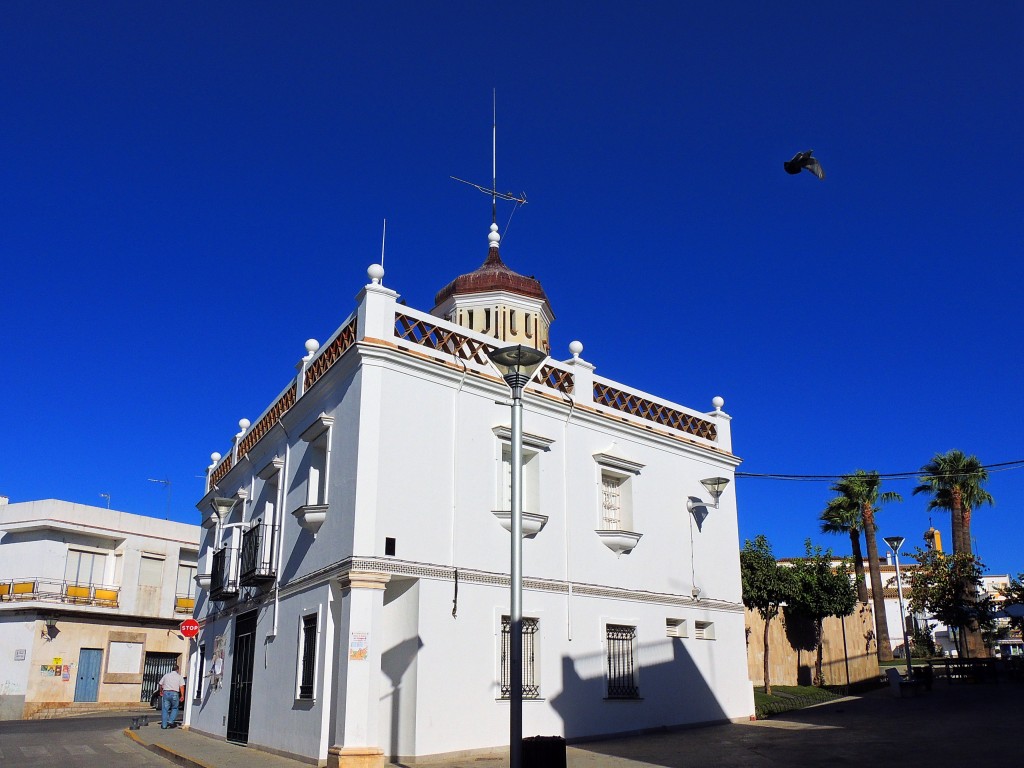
124, 678, 1024, 768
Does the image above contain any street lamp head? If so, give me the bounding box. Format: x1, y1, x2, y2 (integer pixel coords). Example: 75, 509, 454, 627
884, 535, 905, 553
487, 344, 547, 398
210, 496, 237, 523
699, 477, 730, 506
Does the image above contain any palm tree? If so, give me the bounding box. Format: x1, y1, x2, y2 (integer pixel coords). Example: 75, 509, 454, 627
820, 496, 869, 603
913, 450, 994, 656
830, 471, 902, 662
913, 450, 993, 556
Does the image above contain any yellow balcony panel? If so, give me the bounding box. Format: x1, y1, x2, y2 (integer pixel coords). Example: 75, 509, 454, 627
93, 588, 119, 606
174, 597, 195, 613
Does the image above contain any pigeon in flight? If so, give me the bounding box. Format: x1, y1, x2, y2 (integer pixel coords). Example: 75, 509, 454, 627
784, 150, 825, 180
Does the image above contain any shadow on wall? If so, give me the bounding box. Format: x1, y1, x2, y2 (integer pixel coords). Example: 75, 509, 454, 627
548, 638, 729, 748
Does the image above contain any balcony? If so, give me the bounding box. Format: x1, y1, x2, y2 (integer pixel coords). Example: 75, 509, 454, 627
240, 522, 277, 585
0, 578, 120, 608
174, 594, 196, 613
209, 545, 239, 600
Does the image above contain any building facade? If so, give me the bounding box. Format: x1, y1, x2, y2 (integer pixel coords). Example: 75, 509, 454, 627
187, 232, 754, 765
0, 498, 200, 719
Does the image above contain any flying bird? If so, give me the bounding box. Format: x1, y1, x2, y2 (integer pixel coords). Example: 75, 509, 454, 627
784, 150, 825, 180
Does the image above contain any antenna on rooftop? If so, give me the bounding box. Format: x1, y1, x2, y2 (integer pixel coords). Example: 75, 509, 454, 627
450, 90, 527, 244
147, 477, 171, 520
380, 218, 386, 284
99, 492, 110, 509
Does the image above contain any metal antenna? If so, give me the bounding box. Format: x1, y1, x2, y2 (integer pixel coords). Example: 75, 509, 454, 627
380, 218, 386, 283
147, 477, 171, 519
99, 492, 111, 509
450, 90, 527, 216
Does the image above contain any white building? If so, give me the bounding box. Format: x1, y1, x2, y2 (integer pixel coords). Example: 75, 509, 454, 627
0, 498, 200, 719
187, 228, 754, 766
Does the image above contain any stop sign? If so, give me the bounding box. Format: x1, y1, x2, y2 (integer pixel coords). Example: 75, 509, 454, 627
180, 619, 200, 638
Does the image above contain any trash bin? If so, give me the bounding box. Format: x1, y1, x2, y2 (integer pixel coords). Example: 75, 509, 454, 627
522, 735, 566, 768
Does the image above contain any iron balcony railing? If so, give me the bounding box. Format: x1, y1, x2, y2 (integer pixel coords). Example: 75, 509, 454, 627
240, 522, 277, 585
0, 577, 120, 607
210, 545, 239, 600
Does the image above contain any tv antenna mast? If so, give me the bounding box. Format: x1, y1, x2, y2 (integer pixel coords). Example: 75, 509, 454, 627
451, 90, 527, 237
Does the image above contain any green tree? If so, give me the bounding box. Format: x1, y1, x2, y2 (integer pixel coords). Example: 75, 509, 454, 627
740, 535, 795, 695
913, 450, 994, 656
820, 495, 869, 603
907, 548, 993, 657
912, 450, 993, 556
786, 540, 858, 686
829, 471, 902, 662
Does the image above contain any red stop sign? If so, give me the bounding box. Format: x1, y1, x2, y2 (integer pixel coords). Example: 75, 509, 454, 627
180, 619, 200, 638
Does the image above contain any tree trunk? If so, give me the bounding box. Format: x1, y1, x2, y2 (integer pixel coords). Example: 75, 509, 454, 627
763, 615, 772, 696
814, 618, 824, 686
848, 528, 869, 603
960, 505, 987, 657
862, 503, 893, 661
950, 488, 964, 554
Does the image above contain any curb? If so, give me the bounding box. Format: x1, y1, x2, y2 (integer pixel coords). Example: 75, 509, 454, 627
124, 727, 216, 768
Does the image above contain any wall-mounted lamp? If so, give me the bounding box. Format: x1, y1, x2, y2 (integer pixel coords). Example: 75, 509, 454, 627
44, 616, 58, 630
210, 496, 238, 524
686, 477, 731, 512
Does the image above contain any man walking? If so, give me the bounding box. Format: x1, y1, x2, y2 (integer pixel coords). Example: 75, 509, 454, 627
158, 663, 185, 729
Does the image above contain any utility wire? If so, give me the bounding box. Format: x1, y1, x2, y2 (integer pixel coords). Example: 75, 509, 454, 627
736, 458, 1024, 483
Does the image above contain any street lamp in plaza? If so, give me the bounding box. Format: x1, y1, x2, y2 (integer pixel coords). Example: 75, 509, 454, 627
486, 344, 548, 768
884, 535, 914, 679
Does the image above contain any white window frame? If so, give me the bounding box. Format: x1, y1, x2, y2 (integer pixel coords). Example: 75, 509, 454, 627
492, 427, 554, 516
593, 450, 644, 532
300, 416, 333, 507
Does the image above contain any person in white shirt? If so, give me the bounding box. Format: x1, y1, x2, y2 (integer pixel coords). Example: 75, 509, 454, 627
157, 664, 185, 728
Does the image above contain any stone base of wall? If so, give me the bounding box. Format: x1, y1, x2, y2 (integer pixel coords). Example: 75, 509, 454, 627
24, 700, 146, 720
327, 746, 385, 768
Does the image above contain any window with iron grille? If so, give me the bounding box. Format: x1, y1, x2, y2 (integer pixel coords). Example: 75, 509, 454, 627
500, 616, 540, 699
601, 473, 624, 529
605, 624, 639, 698
298, 613, 318, 699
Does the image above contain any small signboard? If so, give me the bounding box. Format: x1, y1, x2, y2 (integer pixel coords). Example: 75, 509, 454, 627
180, 618, 201, 638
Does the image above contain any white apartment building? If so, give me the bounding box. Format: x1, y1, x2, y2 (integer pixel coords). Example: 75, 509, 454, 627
0, 498, 200, 719
187, 227, 755, 766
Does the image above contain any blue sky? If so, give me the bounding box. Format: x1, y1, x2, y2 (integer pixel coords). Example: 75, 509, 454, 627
2, 2, 1022, 574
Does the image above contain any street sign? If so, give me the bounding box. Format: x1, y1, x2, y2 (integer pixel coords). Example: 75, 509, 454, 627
180, 619, 200, 638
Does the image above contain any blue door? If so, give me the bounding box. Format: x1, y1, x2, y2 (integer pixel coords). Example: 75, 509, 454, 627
74, 648, 102, 702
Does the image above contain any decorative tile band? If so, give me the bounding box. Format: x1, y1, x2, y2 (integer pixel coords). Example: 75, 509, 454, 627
593, 382, 717, 440
305, 318, 359, 391
238, 385, 297, 458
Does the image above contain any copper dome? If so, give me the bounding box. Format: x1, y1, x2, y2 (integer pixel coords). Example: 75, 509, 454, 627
433, 247, 549, 307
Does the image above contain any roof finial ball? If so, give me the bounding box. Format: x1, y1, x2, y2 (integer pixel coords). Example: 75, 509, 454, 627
210, 452, 221, 466
488, 222, 500, 250
238, 418, 251, 434
712, 396, 724, 412
569, 340, 584, 359
304, 339, 320, 356
367, 263, 385, 284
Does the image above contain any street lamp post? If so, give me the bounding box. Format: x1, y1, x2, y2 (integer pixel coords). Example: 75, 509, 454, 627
884, 535, 913, 679
486, 344, 547, 768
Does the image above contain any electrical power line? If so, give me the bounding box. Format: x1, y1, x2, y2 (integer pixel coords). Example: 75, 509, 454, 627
736, 458, 1024, 483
